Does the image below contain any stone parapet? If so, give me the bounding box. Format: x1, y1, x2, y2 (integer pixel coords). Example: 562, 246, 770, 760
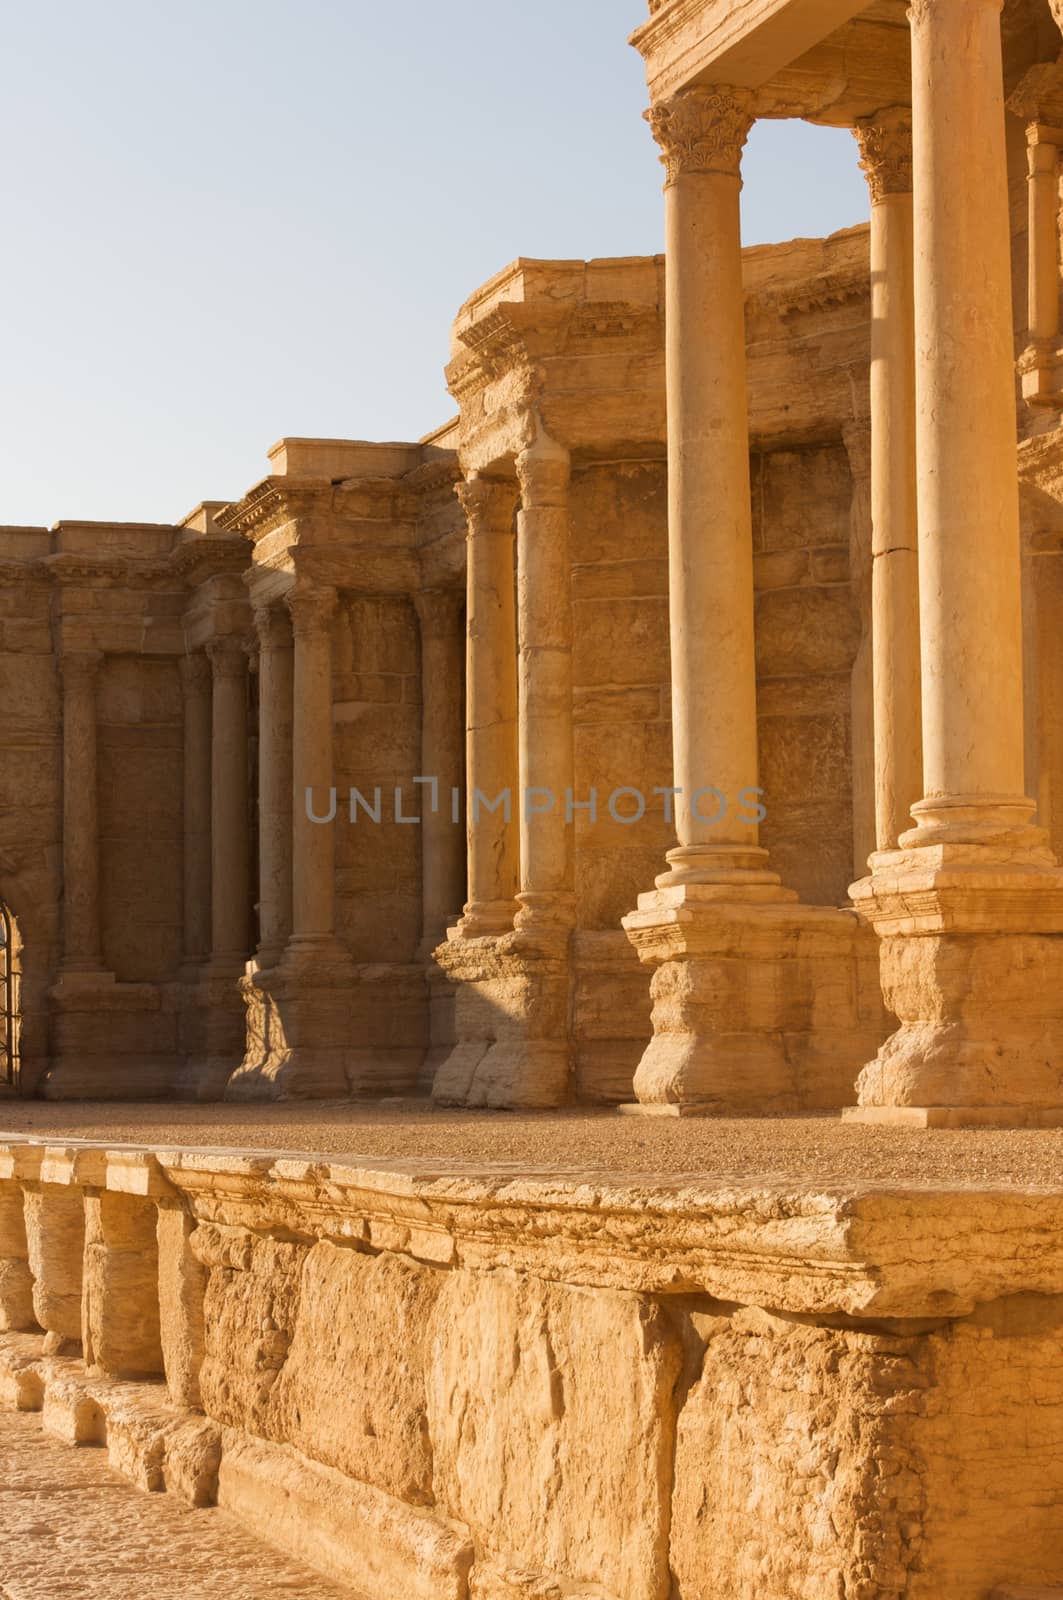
0, 1135, 1062, 1597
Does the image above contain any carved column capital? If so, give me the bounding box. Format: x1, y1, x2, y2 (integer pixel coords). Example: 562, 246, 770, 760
515, 432, 570, 509
179, 651, 211, 692
286, 584, 336, 640
1006, 61, 1063, 133
455, 476, 518, 537
59, 650, 102, 689
206, 635, 249, 679
253, 602, 293, 652
645, 85, 755, 186
413, 588, 464, 639
853, 107, 913, 202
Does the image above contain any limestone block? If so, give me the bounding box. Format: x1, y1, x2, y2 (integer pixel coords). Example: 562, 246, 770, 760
754, 585, 860, 678
270, 1240, 442, 1502
426, 1269, 681, 1600
571, 596, 670, 688
669, 1307, 930, 1600
754, 444, 852, 552
0, 1181, 36, 1331
22, 1185, 84, 1346
197, 1228, 307, 1435
156, 1201, 207, 1409
216, 1430, 474, 1600
82, 1191, 164, 1379
470, 1558, 617, 1599
568, 461, 666, 567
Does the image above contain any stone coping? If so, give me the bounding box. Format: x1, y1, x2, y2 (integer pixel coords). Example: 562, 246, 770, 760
2, 1133, 1063, 1321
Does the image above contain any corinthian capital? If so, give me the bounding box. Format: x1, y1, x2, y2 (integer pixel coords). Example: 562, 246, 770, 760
252, 602, 293, 652
515, 431, 570, 510
206, 635, 248, 679
645, 85, 755, 186
853, 108, 913, 203
286, 584, 336, 639
455, 476, 518, 537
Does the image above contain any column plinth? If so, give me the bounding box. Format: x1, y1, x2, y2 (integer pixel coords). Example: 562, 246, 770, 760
620, 86, 879, 1116
848, 0, 1063, 1126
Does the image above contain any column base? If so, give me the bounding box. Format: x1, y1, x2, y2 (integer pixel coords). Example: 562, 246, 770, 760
849, 843, 1063, 1118
226, 944, 427, 1101
621, 882, 885, 1115
431, 929, 573, 1109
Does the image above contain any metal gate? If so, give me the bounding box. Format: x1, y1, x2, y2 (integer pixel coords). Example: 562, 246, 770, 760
0, 904, 18, 1089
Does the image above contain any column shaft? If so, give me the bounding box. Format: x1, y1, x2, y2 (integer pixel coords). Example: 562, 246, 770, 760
253, 606, 293, 965
647, 87, 767, 881
454, 479, 519, 937
1028, 128, 1061, 347
414, 589, 465, 953
855, 110, 923, 854
287, 586, 337, 945
179, 653, 212, 965
60, 651, 103, 971
909, 0, 1028, 825
207, 638, 250, 963
515, 432, 575, 928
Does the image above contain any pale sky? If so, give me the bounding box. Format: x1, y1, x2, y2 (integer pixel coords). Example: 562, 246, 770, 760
1, 1, 869, 528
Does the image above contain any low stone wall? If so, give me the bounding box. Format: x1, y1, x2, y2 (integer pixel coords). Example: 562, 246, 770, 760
1, 1136, 1062, 1599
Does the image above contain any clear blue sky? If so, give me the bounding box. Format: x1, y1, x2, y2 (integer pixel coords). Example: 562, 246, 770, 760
1, 1, 868, 528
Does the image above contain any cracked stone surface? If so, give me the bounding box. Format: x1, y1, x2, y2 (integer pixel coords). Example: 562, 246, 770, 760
0, 1409, 359, 1600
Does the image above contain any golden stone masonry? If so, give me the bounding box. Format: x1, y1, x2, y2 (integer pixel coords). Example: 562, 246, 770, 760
2, 0, 1063, 1595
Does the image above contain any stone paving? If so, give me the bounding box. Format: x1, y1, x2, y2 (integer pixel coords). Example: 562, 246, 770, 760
0, 1409, 358, 1600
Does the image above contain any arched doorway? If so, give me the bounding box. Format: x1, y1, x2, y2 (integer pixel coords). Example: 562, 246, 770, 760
0, 902, 20, 1089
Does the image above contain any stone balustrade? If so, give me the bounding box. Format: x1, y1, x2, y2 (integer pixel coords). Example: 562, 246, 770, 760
1, 1136, 1062, 1598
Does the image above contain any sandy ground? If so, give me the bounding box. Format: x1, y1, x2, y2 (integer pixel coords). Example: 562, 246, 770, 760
0, 1098, 1061, 1189
0, 1410, 356, 1600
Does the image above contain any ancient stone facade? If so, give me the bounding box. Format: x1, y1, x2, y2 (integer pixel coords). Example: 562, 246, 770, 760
3, 0, 1063, 1128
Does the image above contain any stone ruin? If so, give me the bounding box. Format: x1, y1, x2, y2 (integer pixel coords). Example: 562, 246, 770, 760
1, 0, 1063, 1594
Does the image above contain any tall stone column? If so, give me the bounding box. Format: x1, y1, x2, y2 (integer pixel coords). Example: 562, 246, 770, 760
179, 653, 212, 967
206, 637, 250, 967
648, 87, 766, 884
253, 604, 293, 968
621, 86, 874, 1115
1007, 63, 1063, 407
286, 584, 338, 953
514, 430, 575, 933
414, 588, 466, 956
59, 650, 104, 975
853, 109, 923, 855
849, 0, 1063, 1125
452, 478, 519, 938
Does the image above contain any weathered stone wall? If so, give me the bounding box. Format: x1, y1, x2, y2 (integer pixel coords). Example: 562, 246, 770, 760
1, 1139, 1061, 1600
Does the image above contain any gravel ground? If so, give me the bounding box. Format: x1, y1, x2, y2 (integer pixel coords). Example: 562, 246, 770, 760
0, 1099, 1061, 1190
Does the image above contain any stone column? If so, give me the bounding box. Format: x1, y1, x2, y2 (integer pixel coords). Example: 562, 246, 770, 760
514, 430, 575, 933
179, 653, 212, 966
645, 87, 770, 885
452, 478, 519, 938
206, 637, 250, 967
849, 0, 1063, 1125
414, 588, 466, 955
1007, 63, 1063, 407
622, 86, 874, 1115
253, 604, 293, 968
286, 584, 338, 952
854, 109, 923, 854
59, 650, 104, 973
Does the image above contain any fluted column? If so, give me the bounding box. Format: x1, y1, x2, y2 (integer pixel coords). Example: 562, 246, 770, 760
253, 604, 293, 967
286, 585, 337, 949
206, 638, 250, 966
453, 478, 519, 938
906, 0, 1029, 843
414, 589, 465, 955
854, 108, 922, 854
59, 650, 104, 973
179, 653, 212, 966
515, 431, 575, 932
646, 86, 775, 886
